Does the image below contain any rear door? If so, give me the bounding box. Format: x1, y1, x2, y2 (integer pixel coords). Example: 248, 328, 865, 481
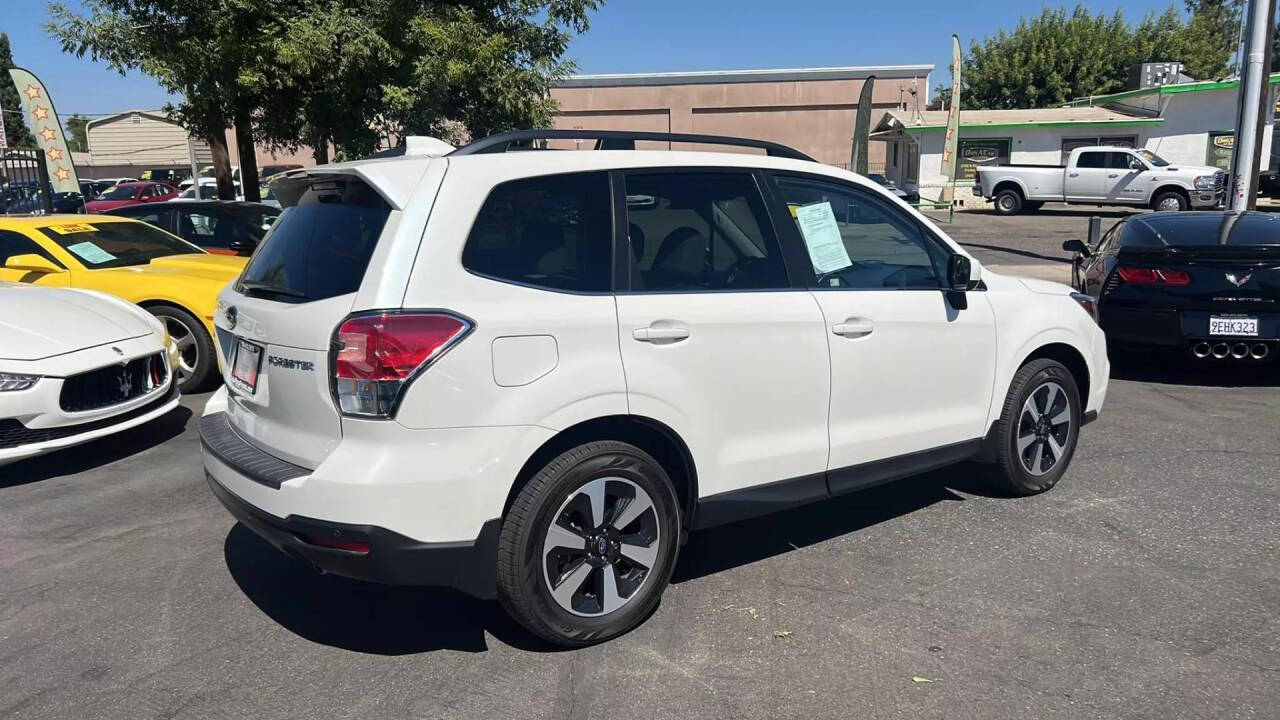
214, 174, 398, 467
1066, 151, 1108, 200
614, 169, 831, 501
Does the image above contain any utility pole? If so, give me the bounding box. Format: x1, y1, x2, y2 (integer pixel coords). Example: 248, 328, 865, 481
1228, 0, 1278, 211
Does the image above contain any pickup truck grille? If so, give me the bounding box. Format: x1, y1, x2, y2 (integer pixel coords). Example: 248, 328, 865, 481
1213, 171, 1227, 192
59, 353, 168, 412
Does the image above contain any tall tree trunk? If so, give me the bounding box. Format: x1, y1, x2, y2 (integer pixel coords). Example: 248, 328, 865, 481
207, 131, 235, 201
234, 107, 261, 203
313, 134, 329, 165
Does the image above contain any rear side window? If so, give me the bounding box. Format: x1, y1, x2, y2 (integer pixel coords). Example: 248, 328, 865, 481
462, 172, 611, 292
1076, 152, 1106, 169
239, 177, 390, 301
623, 172, 789, 291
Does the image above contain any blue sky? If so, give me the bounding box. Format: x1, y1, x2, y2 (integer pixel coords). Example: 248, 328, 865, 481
3, 0, 1190, 124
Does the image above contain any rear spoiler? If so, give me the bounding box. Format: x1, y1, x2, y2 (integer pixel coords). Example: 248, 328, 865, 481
270, 160, 431, 211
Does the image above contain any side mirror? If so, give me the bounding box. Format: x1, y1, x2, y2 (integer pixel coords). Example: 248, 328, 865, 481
947, 254, 972, 291
1129, 158, 1145, 171
4, 253, 64, 274
1062, 239, 1091, 257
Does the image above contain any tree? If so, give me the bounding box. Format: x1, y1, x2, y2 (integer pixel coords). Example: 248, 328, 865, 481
0, 32, 38, 148
963, 3, 1242, 110
257, 1, 600, 161
47, 1, 274, 200
926, 85, 951, 111
65, 114, 88, 152
1180, 0, 1242, 80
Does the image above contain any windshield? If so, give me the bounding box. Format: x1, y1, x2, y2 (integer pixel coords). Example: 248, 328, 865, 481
38, 220, 203, 268
98, 185, 141, 200
1136, 149, 1170, 167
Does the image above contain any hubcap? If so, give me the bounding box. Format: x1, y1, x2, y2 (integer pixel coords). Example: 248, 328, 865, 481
1157, 197, 1182, 211
1016, 381, 1072, 477
542, 476, 661, 617
162, 316, 198, 382
999, 196, 1015, 211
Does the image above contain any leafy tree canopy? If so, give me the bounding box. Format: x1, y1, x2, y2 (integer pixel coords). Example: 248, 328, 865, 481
963, 2, 1244, 109
0, 32, 38, 148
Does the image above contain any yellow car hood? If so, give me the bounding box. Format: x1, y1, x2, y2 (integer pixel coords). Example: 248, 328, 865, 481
94, 254, 247, 284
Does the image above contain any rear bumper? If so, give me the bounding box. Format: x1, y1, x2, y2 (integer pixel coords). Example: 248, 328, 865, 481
205, 470, 500, 598
1101, 306, 1279, 350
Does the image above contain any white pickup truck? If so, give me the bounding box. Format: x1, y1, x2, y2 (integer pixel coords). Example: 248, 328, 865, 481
975, 146, 1225, 215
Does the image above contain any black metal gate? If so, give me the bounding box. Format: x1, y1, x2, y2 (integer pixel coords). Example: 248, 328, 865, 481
1, 147, 54, 214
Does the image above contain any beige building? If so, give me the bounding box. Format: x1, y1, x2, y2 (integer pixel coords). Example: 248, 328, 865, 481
82, 110, 317, 179
550, 64, 934, 169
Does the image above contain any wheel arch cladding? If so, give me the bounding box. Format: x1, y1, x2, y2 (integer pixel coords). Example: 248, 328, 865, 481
1021, 342, 1090, 406
1153, 185, 1190, 203
993, 180, 1025, 198
503, 415, 698, 530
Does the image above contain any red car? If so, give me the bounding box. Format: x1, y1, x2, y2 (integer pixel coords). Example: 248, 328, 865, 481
84, 181, 179, 213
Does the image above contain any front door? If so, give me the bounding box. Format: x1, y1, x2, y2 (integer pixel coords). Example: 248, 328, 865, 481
767, 174, 996, 492
614, 169, 831, 504
1102, 152, 1145, 204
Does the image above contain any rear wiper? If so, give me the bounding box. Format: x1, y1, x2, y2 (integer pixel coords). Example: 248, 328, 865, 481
239, 280, 306, 298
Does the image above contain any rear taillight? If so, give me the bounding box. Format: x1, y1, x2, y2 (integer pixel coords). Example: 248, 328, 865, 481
332, 311, 472, 417
1116, 266, 1191, 286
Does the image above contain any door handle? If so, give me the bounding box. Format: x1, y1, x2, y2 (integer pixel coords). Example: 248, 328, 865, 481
633, 326, 690, 342
832, 319, 874, 338
1068, 172, 1079, 177
1107, 173, 1119, 178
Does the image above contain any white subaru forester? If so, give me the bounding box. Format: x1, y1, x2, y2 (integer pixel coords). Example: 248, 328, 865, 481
201, 130, 1108, 646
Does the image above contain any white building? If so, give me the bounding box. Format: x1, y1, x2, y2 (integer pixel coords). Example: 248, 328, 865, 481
872, 74, 1280, 203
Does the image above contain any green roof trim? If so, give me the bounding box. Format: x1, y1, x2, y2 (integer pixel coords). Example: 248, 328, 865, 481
905, 118, 1164, 133
1076, 72, 1280, 106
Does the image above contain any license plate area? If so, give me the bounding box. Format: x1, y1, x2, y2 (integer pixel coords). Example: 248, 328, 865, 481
230, 339, 264, 392
1209, 315, 1259, 337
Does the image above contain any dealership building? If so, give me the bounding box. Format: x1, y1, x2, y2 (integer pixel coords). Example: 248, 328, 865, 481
871, 73, 1280, 203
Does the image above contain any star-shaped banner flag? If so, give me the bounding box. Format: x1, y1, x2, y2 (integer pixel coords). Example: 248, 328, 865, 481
7, 67, 81, 195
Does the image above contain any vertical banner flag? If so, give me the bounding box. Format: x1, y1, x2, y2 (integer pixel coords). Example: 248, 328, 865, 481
8, 67, 80, 193
0, 105, 8, 148
940, 35, 962, 203
849, 75, 875, 176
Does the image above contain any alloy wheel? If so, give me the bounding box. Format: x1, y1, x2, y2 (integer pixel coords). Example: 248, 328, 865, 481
163, 315, 199, 383
1157, 196, 1183, 211
1016, 381, 1072, 477
542, 476, 661, 617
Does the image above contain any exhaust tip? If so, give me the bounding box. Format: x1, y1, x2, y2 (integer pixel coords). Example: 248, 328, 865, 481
1251, 343, 1269, 360
1231, 343, 1250, 359
1191, 342, 1212, 358
1212, 343, 1231, 359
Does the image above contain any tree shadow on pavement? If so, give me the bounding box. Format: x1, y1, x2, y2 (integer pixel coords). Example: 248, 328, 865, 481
0, 405, 192, 489
1109, 348, 1280, 387
672, 463, 1001, 584
222, 524, 556, 655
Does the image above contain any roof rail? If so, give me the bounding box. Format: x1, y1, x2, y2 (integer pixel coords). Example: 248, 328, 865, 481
449, 129, 815, 161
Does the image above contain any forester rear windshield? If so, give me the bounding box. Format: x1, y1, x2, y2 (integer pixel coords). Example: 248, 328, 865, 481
237, 176, 390, 302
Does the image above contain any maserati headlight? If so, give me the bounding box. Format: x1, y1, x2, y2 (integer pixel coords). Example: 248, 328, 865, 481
1193, 175, 1215, 190
0, 372, 40, 392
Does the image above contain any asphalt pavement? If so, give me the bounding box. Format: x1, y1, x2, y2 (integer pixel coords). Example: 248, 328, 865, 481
2, 209, 1278, 719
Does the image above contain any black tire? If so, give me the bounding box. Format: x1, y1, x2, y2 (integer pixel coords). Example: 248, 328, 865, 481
148, 304, 217, 393
991, 359, 1082, 496
993, 188, 1024, 215
1151, 190, 1188, 212
497, 441, 681, 647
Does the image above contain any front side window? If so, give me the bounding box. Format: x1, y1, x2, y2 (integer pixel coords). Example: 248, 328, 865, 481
462, 171, 611, 292
37, 220, 201, 268
624, 172, 788, 292
0, 230, 63, 267
773, 176, 944, 290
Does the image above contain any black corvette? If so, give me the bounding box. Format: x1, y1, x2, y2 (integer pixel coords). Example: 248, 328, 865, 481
1065, 211, 1279, 362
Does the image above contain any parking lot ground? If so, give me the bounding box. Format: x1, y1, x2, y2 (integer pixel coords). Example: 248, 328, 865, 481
3, 212, 1279, 720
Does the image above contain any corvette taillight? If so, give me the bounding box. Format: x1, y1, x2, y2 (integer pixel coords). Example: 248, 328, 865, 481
1116, 266, 1191, 286
332, 312, 472, 417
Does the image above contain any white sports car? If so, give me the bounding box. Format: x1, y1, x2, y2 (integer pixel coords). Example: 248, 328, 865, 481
0, 284, 181, 466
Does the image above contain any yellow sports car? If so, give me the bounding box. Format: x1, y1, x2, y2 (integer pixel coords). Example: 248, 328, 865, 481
0, 214, 246, 392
